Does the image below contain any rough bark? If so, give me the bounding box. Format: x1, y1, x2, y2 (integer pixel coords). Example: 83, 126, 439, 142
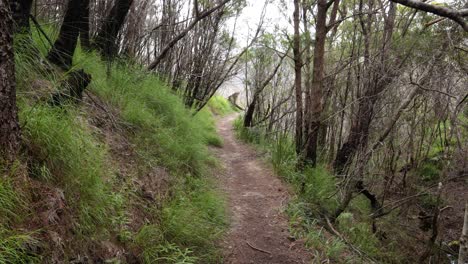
304, 0, 328, 166
10, 0, 33, 33
95, 0, 134, 59
293, 0, 303, 157
0, 2, 21, 161
47, 0, 88, 70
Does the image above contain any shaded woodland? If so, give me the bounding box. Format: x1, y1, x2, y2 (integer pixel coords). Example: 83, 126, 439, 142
0, 0, 467, 263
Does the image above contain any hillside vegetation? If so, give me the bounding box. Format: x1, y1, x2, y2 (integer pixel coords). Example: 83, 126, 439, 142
1, 28, 234, 263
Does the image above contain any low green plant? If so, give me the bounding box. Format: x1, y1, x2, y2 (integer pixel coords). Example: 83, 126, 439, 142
0, 230, 39, 264
418, 162, 441, 183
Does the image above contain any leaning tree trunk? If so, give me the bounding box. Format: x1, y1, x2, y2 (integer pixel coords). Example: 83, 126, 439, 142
95, 0, 133, 59
47, 0, 88, 70
10, 0, 33, 33
0, 2, 21, 161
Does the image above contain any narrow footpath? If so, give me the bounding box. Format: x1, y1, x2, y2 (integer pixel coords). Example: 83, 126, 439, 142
212, 114, 312, 264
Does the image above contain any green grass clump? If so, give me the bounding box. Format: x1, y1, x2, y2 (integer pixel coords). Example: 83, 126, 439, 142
0, 230, 39, 264
195, 109, 223, 147
0, 175, 38, 263
205, 96, 235, 116
20, 104, 114, 234
161, 177, 226, 262
134, 177, 226, 263
75, 50, 217, 175
301, 166, 339, 213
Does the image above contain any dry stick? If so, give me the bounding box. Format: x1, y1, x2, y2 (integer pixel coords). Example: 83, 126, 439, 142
246, 241, 272, 255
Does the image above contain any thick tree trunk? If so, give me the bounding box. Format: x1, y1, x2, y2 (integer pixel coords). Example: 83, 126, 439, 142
10, 0, 33, 33
0, 2, 21, 161
304, 0, 328, 166
47, 0, 88, 70
95, 0, 134, 59
293, 0, 303, 157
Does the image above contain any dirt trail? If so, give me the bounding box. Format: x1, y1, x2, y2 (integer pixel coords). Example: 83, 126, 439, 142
212, 114, 312, 264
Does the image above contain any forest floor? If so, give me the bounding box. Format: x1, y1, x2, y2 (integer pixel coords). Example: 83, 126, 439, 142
212, 114, 312, 264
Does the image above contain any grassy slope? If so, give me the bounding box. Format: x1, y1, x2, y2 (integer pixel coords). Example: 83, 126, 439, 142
0, 29, 233, 263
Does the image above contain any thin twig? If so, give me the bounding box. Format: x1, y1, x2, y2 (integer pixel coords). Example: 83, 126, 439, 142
246, 241, 272, 255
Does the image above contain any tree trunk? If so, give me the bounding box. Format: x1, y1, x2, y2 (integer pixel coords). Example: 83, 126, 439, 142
293, 0, 303, 157
0, 2, 21, 161
304, 0, 328, 166
244, 97, 257, 127
47, 0, 88, 70
333, 1, 396, 174
95, 0, 134, 59
79, 0, 91, 50
10, 0, 33, 33
460, 202, 468, 264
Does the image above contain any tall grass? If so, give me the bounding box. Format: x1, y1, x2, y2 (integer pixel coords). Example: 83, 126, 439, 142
5, 24, 228, 263
205, 95, 235, 116
75, 50, 219, 175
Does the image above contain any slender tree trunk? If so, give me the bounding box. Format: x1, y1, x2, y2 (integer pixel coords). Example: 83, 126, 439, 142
79, 0, 91, 50
293, 0, 303, 157
10, 0, 33, 33
333, 1, 396, 174
47, 0, 87, 69
0, 2, 21, 161
95, 0, 134, 59
460, 202, 468, 264
148, 0, 230, 70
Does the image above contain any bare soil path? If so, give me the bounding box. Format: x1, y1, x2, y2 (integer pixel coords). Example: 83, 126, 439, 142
212, 114, 312, 264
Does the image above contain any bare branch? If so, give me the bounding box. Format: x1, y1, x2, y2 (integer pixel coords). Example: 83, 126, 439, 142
390, 0, 468, 31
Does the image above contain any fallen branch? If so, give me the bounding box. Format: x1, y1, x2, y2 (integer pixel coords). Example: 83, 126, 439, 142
246, 241, 272, 255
